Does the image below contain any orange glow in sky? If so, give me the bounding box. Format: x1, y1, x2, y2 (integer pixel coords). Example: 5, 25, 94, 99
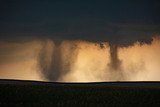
0, 36, 160, 82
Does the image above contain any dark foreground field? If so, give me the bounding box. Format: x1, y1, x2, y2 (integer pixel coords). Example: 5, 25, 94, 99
0, 79, 160, 106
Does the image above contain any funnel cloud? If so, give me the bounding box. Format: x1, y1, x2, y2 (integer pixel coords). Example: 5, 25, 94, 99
38, 40, 62, 81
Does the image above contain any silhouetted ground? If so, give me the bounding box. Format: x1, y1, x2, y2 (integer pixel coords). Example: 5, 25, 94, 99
0, 79, 160, 106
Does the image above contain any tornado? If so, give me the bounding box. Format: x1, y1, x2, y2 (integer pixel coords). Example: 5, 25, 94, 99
49, 40, 62, 81
107, 43, 124, 80
38, 39, 63, 81
38, 39, 79, 82
109, 43, 121, 71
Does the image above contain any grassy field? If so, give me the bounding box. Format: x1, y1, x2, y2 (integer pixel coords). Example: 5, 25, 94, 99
0, 79, 160, 106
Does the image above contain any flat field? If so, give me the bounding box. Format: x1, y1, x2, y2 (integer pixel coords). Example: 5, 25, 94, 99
0, 79, 160, 106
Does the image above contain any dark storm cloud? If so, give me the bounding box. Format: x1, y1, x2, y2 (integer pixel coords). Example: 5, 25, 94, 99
0, 0, 160, 45
1, 19, 160, 45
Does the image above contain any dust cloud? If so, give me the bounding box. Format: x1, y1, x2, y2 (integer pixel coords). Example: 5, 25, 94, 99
0, 36, 160, 82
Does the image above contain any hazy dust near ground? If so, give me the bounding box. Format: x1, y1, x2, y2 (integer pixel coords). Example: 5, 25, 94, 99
0, 36, 160, 82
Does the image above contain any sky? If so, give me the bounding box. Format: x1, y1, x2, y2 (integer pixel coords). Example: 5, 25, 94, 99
0, 0, 160, 82
1, 0, 160, 43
